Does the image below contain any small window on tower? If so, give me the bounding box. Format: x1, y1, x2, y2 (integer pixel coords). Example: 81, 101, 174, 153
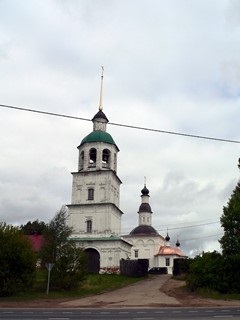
88, 188, 94, 200
134, 250, 139, 258
86, 220, 92, 233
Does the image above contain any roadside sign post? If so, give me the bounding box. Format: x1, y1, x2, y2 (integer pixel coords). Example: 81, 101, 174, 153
45, 263, 54, 295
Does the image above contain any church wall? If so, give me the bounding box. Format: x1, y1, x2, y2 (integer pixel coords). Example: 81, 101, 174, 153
154, 255, 179, 274
122, 235, 165, 269
68, 204, 122, 236
76, 239, 131, 273
71, 170, 120, 207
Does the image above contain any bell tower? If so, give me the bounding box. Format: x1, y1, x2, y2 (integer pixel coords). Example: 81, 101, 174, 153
68, 69, 123, 238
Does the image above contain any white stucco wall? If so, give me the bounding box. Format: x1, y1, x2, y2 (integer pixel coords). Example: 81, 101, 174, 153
76, 238, 131, 271
122, 235, 165, 268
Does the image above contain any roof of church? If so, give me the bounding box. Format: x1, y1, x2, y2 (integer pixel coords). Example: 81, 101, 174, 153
92, 110, 109, 122
129, 225, 159, 236
80, 130, 118, 148
70, 236, 132, 246
138, 203, 152, 213
156, 245, 186, 257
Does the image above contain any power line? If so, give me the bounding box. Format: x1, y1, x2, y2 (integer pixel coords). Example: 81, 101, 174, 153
1, 103, 240, 144
122, 220, 220, 234
158, 221, 220, 232
0, 103, 92, 123
155, 218, 220, 229
180, 233, 223, 242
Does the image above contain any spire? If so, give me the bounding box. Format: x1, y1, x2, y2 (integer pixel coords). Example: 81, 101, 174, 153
99, 66, 104, 111
141, 177, 149, 196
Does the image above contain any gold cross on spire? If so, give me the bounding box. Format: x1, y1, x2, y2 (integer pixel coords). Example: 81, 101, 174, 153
99, 66, 104, 111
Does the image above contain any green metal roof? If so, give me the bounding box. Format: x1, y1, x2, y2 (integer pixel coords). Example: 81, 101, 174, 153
80, 130, 118, 148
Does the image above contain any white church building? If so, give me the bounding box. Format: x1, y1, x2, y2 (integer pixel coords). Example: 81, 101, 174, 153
67, 73, 186, 274
122, 184, 186, 274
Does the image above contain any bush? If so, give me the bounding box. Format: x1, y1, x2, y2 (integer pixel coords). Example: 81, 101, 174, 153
186, 251, 222, 292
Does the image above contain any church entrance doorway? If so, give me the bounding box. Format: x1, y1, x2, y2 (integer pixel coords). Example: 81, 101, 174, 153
85, 248, 100, 273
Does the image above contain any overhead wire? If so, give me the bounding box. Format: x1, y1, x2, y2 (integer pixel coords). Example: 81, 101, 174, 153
121, 220, 221, 234
0, 103, 231, 245
1, 103, 240, 144
157, 220, 220, 232
180, 233, 223, 242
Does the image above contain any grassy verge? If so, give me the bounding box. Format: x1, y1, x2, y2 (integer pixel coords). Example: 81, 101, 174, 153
0, 272, 144, 302
196, 288, 240, 301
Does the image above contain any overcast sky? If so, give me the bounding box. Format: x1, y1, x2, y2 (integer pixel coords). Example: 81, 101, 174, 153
1, 0, 240, 257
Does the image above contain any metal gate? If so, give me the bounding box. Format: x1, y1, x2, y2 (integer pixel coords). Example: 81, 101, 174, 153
84, 248, 100, 273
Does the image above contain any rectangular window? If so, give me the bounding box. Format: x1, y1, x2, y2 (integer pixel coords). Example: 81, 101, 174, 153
134, 250, 139, 258
88, 188, 94, 200
165, 258, 170, 266
86, 220, 92, 233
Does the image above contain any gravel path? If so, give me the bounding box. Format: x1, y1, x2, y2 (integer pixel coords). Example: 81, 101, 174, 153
61, 275, 181, 308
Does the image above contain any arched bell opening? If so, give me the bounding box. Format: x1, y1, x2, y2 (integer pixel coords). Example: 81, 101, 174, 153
89, 148, 97, 168
102, 149, 110, 168
78, 150, 84, 171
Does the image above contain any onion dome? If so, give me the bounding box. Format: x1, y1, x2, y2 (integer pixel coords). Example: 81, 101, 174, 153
130, 225, 159, 236
141, 185, 149, 196
176, 239, 180, 247
165, 232, 170, 242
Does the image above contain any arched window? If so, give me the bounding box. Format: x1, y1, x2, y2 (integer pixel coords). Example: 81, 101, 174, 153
102, 149, 110, 168
86, 220, 92, 233
89, 148, 96, 167
79, 150, 84, 171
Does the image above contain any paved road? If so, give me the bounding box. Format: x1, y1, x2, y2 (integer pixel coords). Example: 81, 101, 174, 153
1, 307, 240, 319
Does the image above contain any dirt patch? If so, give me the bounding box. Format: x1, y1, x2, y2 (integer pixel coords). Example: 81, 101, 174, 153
161, 278, 240, 307
1, 275, 240, 308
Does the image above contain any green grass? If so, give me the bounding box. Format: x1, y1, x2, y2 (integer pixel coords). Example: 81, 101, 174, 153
0, 271, 144, 302
196, 288, 240, 301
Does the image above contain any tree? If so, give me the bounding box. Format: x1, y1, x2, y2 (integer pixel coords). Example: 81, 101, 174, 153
219, 159, 240, 256
40, 206, 87, 290
20, 220, 46, 235
0, 223, 37, 296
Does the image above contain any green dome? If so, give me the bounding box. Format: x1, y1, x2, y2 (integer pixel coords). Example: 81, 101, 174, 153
80, 130, 119, 149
